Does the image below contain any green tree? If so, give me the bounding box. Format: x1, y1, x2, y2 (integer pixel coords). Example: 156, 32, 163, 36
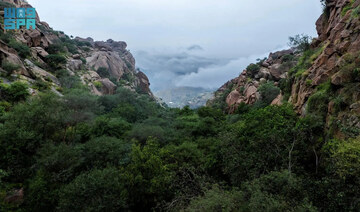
58, 168, 128, 212
45, 54, 67, 69
121, 140, 173, 210
288, 34, 312, 52
257, 81, 280, 107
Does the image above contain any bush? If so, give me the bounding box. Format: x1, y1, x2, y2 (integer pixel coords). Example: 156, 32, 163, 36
241, 171, 316, 211
246, 63, 260, 77
46, 43, 66, 54
1, 61, 20, 76
257, 82, 280, 106
82, 137, 131, 168
288, 34, 311, 52
0, 31, 14, 44
96, 67, 110, 78
326, 138, 360, 178
307, 81, 331, 118
221, 105, 299, 183
33, 79, 51, 91
0, 82, 29, 102
45, 54, 67, 69
56, 70, 83, 90
80, 57, 86, 64
58, 168, 128, 212
185, 185, 243, 212
92, 116, 131, 138
36, 143, 83, 184
8, 40, 31, 58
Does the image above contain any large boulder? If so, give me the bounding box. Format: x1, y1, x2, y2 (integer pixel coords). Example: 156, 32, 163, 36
86, 51, 132, 80
134, 70, 152, 95
24, 59, 59, 85
98, 78, 116, 95
0, 41, 29, 76
67, 59, 83, 71
269, 64, 283, 80
226, 90, 242, 106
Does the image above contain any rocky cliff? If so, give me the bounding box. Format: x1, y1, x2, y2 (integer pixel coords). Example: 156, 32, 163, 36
0, 0, 153, 97
208, 0, 360, 138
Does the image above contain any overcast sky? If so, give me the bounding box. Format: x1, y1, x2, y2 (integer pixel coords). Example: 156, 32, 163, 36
29, 0, 323, 91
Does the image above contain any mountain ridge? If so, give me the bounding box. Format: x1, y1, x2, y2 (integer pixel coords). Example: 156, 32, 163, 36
0, 0, 153, 97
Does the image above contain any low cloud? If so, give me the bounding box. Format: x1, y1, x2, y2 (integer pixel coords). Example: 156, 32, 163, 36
134, 49, 229, 91
175, 53, 268, 89
136, 46, 288, 91
187, 45, 204, 51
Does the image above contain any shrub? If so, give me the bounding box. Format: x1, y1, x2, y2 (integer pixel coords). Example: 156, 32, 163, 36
33, 79, 50, 91
82, 46, 91, 52
58, 168, 128, 212
74, 40, 92, 47
307, 81, 331, 118
326, 138, 360, 178
341, 1, 354, 17
246, 63, 260, 77
45, 54, 67, 69
241, 171, 316, 211
97, 67, 110, 78
352, 5, 360, 18
257, 82, 280, 106
0, 101, 11, 116
288, 34, 311, 52
185, 185, 243, 211
281, 54, 295, 62
0, 31, 14, 43
46, 43, 66, 54
1, 61, 20, 76
56, 69, 83, 90
92, 116, 131, 138
93, 81, 102, 89
82, 136, 131, 168
80, 57, 86, 64
0, 82, 29, 102
8, 40, 31, 58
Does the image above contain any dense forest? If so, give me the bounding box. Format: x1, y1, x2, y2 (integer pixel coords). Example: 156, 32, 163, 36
0, 62, 359, 211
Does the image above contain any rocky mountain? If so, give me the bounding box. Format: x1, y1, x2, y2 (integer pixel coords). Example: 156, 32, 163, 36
208, 0, 360, 138
0, 0, 153, 97
155, 86, 213, 108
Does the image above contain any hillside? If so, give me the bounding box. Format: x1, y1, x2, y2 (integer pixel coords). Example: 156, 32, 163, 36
0, 0, 153, 97
209, 0, 360, 139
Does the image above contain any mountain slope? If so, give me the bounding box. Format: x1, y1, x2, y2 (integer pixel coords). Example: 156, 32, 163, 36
208, 0, 360, 138
0, 0, 153, 97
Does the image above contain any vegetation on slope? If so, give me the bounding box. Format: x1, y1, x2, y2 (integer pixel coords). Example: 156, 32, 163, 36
0, 78, 358, 211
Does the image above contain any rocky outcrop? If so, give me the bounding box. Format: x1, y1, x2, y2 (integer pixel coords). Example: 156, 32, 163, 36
97, 78, 117, 95
210, 0, 360, 138
0, 40, 29, 77
290, 0, 360, 111
24, 59, 59, 86
208, 49, 296, 113
0, 0, 154, 97
67, 59, 83, 71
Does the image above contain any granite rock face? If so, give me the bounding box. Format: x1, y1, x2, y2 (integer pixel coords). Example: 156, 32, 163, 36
0, 0, 153, 97
208, 49, 296, 113
209, 0, 360, 138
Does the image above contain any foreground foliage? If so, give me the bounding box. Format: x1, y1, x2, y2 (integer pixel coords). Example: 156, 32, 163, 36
0, 85, 359, 211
